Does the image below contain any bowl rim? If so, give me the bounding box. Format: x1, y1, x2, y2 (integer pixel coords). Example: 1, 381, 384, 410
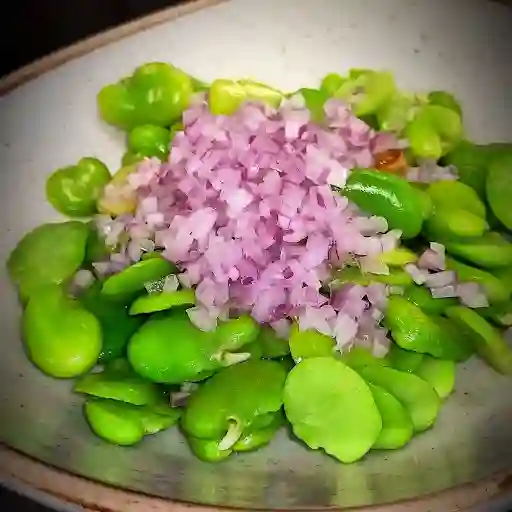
1, 445, 509, 511
0, 0, 510, 510
0, 0, 226, 95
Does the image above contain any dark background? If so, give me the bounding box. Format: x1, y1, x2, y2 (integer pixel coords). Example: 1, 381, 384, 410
3, 0, 186, 77
2, 1, 184, 508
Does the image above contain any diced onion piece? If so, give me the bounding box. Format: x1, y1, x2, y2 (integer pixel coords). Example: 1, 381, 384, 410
405, 263, 428, 285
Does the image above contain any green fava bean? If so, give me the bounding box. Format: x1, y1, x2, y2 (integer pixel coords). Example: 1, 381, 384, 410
379, 248, 418, 267
101, 257, 177, 297
402, 285, 458, 315
404, 105, 462, 160
332, 266, 412, 288
480, 301, 512, 327
427, 90, 463, 118
493, 266, 512, 295
256, 326, 290, 358
242, 340, 263, 361
385, 296, 474, 361
342, 169, 431, 238
289, 324, 335, 363
320, 73, 346, 96
239, 79, 284, 108
97, 62, 193, 130
376, 92, 419, 133
376, 269, 413, 287
7, 221, 89, 302
214, 314, 260, 350
84, 397, 180, 446
79, 281, 145, 362
46, 157, 111, 217
121, 151, 145, 167
85, 398, 144, 446
182, 360, 286, 451
277, 355, 296, 372
333, 70, 396, 117
22, 284, 102, 378
445, 306, 512, 375
356, 365, 440, 433
443, 232, 512, 269
331, 266, 372, 287
186, 437, 232, 462
441, 140, 489, 197
299, 88, 329, 123
486, 151, 512, 230
403, 115, 442, 160
446, 257, 510, 304
128, 311, 219, 384
190, 75, 209, 92
414, 355, 456, 400
129, 289, 196, 315
84, 222, 111, 264
368, 383, 414, 450
232, 411, 284, 452
283, 357, 382, 463
347, 68, 373, 80
209, 79, 246, 115
424, 206, 488, 240
441, 141, 511, 198
427, 180, 486, 219
169, 121, 184, 143
436, 316, 476, 362
387, 343, 424, 373
141, 250, 165, 261
74, 358, 163, 405
127, 124, 170, 161
341, 347, 390, 370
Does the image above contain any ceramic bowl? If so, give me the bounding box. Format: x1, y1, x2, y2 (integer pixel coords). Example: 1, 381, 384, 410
1, 1, 511, 510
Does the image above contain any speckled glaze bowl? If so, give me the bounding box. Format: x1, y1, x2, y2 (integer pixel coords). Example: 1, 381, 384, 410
1, 1, 511, 511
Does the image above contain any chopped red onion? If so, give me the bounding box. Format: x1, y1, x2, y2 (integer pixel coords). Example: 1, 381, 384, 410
430, 242, 445, 257
406, 160, 459, 183
431, 285, 457, 299
371, 132, 403, 154
285, 93, 306, 110
170, 391, 191, 408
372, 330, 391, 358
70, 269, 95, 295
359, 255, 390, 275
351, 311, 391, 358
92, 261, 112, 278
371, 307, 385, 322
127, 239, 143, 262
352, 215, 388, 235
332, 313, 359, 350
425, 270, 456, 288
418, 248, 446, 271
406, 167, 421, 182
270, 318, 291, 339
366, 283, 389, 310
456, 282, 489, 308
104, 98, 405, 344
186, 306, 217, 331
405, 263, 428, 285
388, 285, 405, 296
380, 229, 402, 253
162, 274, 179, 292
